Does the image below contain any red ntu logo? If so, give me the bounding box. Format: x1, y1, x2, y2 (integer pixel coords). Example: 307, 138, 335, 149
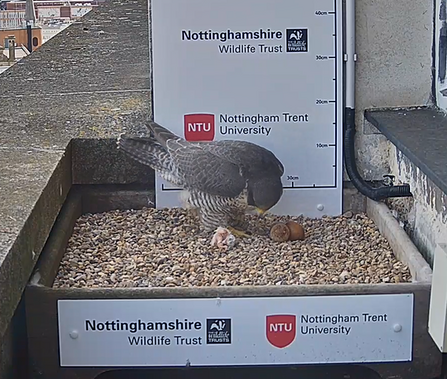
266, 315, 296, 348
184, 113, 215, 142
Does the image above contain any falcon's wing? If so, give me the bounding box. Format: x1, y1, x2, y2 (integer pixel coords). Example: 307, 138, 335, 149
117, 135, 183, 186
166, 139, 246, 198
201, 140, 284, 177
147, 121, 182, 148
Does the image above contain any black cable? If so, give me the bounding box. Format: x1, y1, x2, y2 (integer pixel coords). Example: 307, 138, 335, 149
343, 107, 412, 201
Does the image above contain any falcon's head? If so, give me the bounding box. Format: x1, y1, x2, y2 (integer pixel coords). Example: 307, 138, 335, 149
247, 176, 284, 215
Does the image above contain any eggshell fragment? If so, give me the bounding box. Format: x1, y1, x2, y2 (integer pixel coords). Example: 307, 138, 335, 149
269, 223, 291, 242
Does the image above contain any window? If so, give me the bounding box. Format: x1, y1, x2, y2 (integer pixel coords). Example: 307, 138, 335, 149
436, 0, 447, 109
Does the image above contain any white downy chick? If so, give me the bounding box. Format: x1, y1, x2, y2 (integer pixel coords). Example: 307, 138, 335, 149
210, 227, 236, 251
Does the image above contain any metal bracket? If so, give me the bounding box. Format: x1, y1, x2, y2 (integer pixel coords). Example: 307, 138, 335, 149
382, 175, 395, 187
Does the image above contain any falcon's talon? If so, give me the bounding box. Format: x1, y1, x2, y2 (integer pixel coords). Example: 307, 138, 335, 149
227, 226, 251, 238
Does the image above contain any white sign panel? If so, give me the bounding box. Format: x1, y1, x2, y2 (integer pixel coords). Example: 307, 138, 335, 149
58, 294, 414, 367
151, 0, 344, 217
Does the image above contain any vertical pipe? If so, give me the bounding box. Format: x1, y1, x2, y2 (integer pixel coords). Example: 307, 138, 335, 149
345, 0, 356, 109
439, 0, 447, 83
8, 36, 15, 64
27, 21, 32, 53
343, 0, 412, 200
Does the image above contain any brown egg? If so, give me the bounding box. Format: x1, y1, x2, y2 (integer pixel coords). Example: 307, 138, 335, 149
269, 223, 291, 242
286, 220, 305, 241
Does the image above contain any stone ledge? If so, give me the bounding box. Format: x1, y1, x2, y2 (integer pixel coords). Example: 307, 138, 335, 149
0, 91, 152, 150
0, 148, 72, 342
365, 106, 447, 196
0, 0, 153, 350
0, 0, 150, 96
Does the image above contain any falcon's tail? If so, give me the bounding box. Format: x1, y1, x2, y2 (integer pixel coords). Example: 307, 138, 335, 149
117, 135, 180, 184
147, 121, 182, 148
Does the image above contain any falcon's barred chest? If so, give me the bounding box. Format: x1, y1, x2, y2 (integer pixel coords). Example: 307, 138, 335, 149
187, 189, 249, 231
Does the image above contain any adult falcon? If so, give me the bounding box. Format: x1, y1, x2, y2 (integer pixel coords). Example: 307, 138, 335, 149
117, 122, 284, 236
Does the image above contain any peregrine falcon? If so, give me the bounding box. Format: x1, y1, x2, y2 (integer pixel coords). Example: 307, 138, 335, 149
117, 122, 284, 235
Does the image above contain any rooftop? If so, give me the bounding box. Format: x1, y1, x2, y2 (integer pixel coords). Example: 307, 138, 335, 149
0, 0, 152, 344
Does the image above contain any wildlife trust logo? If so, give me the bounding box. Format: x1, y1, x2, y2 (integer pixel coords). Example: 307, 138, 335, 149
266, 314, 296, 348
184, 113, 215, 142
286, 28, 308, 52
206, 318, 231, 344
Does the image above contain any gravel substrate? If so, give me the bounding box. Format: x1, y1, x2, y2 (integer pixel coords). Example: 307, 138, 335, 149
53, 208, 412, 288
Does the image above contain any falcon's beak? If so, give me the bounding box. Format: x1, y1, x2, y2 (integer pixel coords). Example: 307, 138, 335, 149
245, 206, 267, 216
255, 207, 266, 216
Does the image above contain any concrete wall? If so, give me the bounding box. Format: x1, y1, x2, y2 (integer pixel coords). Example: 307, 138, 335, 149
356, 120, 447, 266
387, 146, 447, 267
0, 298, 29, 379
354, 0, 434, 180
435, 0, 447, 110
351, 0, 445, 264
